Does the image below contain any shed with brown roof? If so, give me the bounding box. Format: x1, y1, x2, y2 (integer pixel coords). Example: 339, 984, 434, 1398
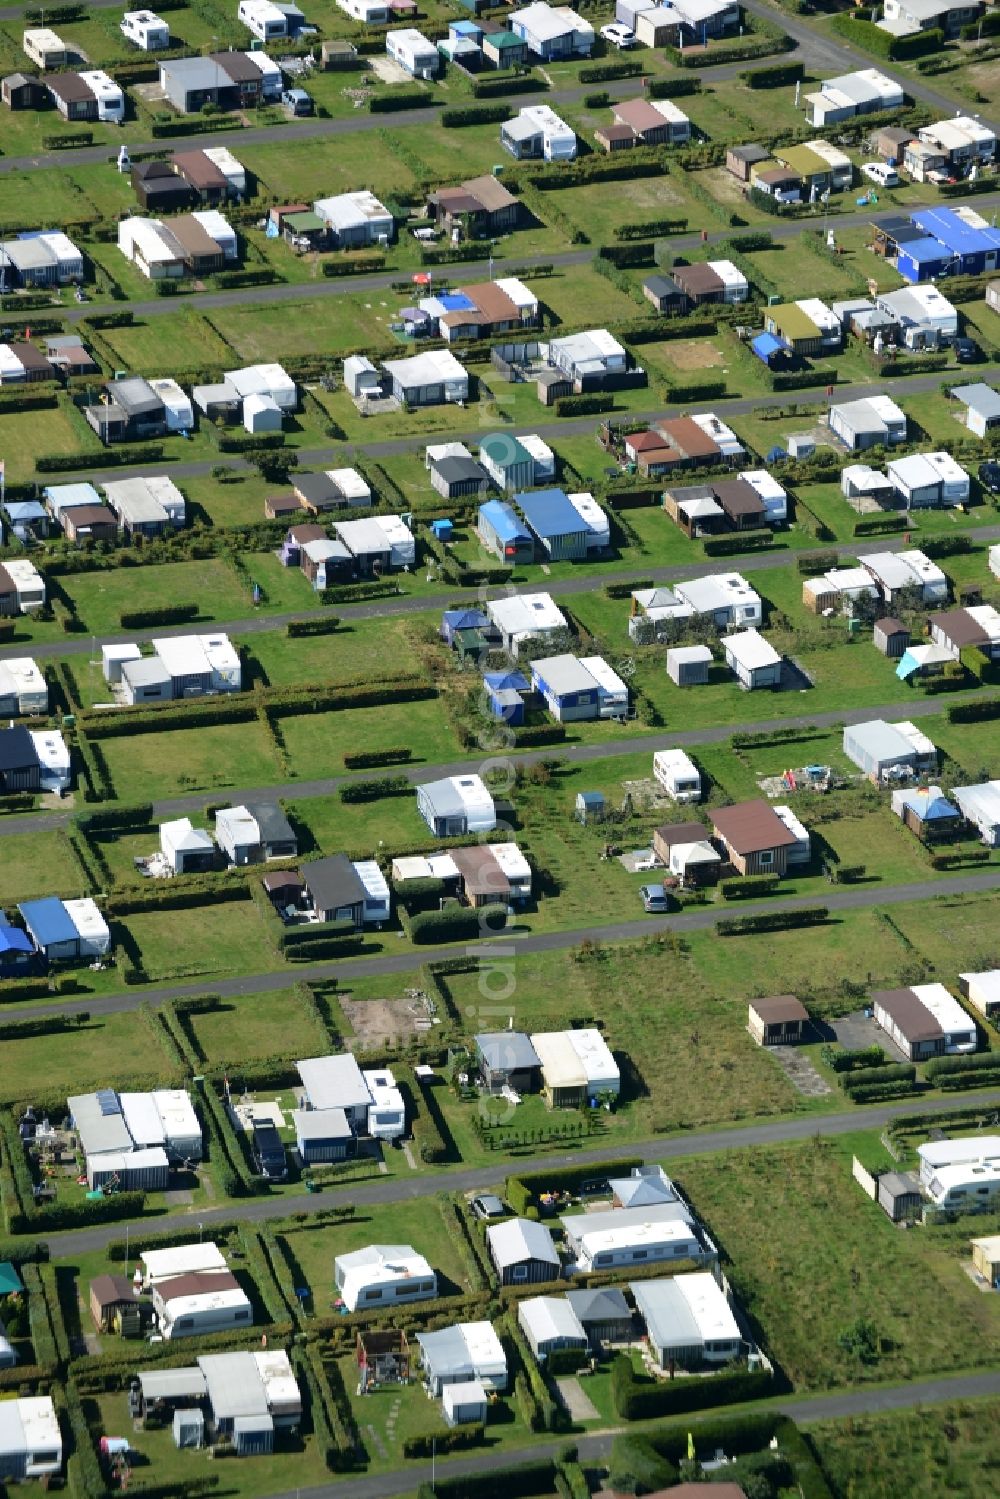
612, 97, 673, 145
711, 799, 797, 876
595, 121, 636, 152
655, 417, 723, 464
63, 504, 118, 544
748, 994, 809, 1046
670, 262, 726, 305
153, 1270, 241, 1303
873, 616, 910, 657
871, 988, 944, 1061
7, 342, 53, 382
46, 71, 97, 120
173, 150, 231, 202
89, 1274, 139, 1331
929, 608, 995, 655
168, 215, 226, 274
450, 845, 509, 907
713, 479, 765, 530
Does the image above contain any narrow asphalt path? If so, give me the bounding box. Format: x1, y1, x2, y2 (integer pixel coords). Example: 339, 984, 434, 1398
9, 869, 1000, 1026
260, 1367, 1000, 1499
7, 361, 997, 513
42, 1084, 1000, 1257
2, 678, 995, 836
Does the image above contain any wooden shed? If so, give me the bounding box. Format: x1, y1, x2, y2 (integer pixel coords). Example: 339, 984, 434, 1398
748, 994, 808, 1046
89, 1274, 139, 1332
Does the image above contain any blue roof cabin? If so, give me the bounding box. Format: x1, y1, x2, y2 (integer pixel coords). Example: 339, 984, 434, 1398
517, 488, 589, 561
477, 500, 534, 564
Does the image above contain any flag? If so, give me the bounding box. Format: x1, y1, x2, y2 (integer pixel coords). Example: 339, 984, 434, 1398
24, 327, 30, 341
688, 1432, 695, 1462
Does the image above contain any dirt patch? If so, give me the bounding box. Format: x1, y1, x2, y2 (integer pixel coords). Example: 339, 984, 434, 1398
666, 339, 726, 372
370, 55, 412, 84
612, 176, 686, 211
695, 166, 747, 206
340, 990, 437, 1049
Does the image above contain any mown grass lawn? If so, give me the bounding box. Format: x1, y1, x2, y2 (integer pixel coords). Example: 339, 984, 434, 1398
125, 899, 282, 982
185, 988, 327, 1065
98, 718, 282, 802
208, 296, 396, 362
100, 311, 236, 374
279, 698, 461, 778
0, 832, 88, 904
2, 404, 91, 483
274, 1198, 477, 1310
246, 613, 437, 689
675, 1134, 1000, 1390
61, 558, 254, 634
0, 1011, 176, 1103
809, 1398, 1000, 1499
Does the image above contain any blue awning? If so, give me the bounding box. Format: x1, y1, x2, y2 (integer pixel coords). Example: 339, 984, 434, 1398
752, 331, 785, 361
18, 898, 77, 948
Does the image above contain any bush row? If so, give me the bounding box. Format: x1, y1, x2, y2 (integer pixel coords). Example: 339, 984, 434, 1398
612, 1351, 774, 1420
717, 906, 828, 936
719, 874, 781, 900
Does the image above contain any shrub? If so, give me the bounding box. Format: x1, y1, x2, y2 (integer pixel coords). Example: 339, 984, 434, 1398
740, 59, 804, 87
614, 1358, 774, 1420
404, 1424, 484, 1458
339, 775, 410, 803
717, 906, 828, 936
415, 1459, 556, 1499
608, 1431, 678, 1494
409, 903, 507, 945
924, 1052, 997, 1080
719, 874, 781, 900
287, 616, 340, 637
578, 60, 644, 82
441, 105, 511, 127
948, 699, 1000, 723
703, 529, 776, 556
368, 88, 434, 112
553, 394, 615, 418
840, 1063, 916, 1092
120, 603, 199, 629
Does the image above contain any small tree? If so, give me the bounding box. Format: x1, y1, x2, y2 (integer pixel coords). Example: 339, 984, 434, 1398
837, 1315, 880, 1364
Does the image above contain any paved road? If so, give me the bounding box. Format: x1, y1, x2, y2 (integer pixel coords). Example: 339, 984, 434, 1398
42, 1084, 1000, 1257
21, 185, 1000, 328
258, 1367, 1000, 1499
11, 869, 1000, 1028
6, 359, 996, 513
2, 677, 995, 837
744, 0, 999, 134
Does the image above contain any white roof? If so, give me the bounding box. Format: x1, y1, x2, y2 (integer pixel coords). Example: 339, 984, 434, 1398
571, 1215, 699, 1257
336, 1244, 433, 1297
79, 69, 123, 101
153, 1089, 200, 1143
918, 1135, 1000, 1170
216, 805, 259, 846
690, 411, 743, 455
517, 432, 554, 466
878, 284, 957, 328
353, 859, 390, 902
313, 190, 392, 233
488, 591, 567, 639
667, 644, 713, 664
1, 657, 45, 696
566, 1027, 619, 1086
725, 628, 781, 670
807, 139, 852, 169
116, 1092, 164, 1150
826, 567, 878, 595
928, 1159, 1000, 1201
511, 2, 590, 40
708, 258, 748, 290
506, 105, 574, 145
487, 842, 532, 882
648, 1271, 740, 1344
579, 654, 628, 699
910, 983, 974, 1038
0, 1398, 61, 1460
654, 748, 700, 781
152, 632, 237, 679
103, 476, 170, 526
326, 467, 371, 502
567, 491, 609, 536
24, 27, 65, 47
29, 729, 70, 773
158, 1285, 250, 1317
383, 348, 467, 387
119, 217, 182, 265
253, 1349, 300, 1412
3, 559, 44, 589
960, 971, 1000, 1012
519, 1297, 586, 1345
192, 208, 234, 244
362, 1065, 404, 1112
141, 1243, 228, 1283
773, 803, 809, 844
161, 817, 214, 855
203, 145, 246, 185
426, 441, 473, 466
298, 1053, 371, 1112
675, 572, 760, 615
739, 469, 786, 503
796, 297, 840, 333
225, 363, 296, 402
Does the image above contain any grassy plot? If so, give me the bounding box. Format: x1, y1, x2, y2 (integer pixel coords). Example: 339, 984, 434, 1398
239, 133, 417, 202
98, 718, 282, 802
876, 891, 1000, 981
100, 311, 237, 374
675, 1134, 1000, 1390
89, 1390, 332, 1499
0, 832, 89, 904
288, 790, 429, 858
246, 613, 438, 689
60, 557, 255, 635
437, 933, 808, 1145
0, 1011, 175, 1103
275, 1199, 476, 1310
279, 697, 460, 779
1, 404, 92, 482
207, 295, 397, 362
185, 988, 326, 1064
809, 1398, 1000, 1499
125, 900, 283, 982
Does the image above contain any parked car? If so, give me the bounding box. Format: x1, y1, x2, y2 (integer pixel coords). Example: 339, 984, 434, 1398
640, 883, 671, 912
252, 1119, 288, 1181
953, 336, 979, 363
282, 88, 313, 116
861, 162, 899, 187
978, 460, 1000, 493
600, 22, 635, 47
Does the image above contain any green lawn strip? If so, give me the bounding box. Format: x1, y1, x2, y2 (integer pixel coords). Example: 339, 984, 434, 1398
673, 1132, 1000, 1390
0, 831, 84, 904
185, 988, 327, 1063
245, 612, 438, 688
808, 1398, 1000, 1499
98, 718, 283, 802
278, 698, 461, 778
100, 310, 237, 373
0, 1009, 177, 1104
124, 900, 284, 983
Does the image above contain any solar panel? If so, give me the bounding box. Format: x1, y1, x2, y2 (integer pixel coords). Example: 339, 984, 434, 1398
97, 1089, 121, 1116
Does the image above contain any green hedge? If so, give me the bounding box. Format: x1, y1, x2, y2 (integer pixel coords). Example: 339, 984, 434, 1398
441, 105, 511, 127
703, 529, 776, 556
553, 394, 615, 418
947, 699, 1000, 724
841, 1063, 916, 1092
416, 1459, 556, 1499
612, 1352, 774, 1419
796, 549, 841, 575
369, 88, 434, 112
741, 60, 804, 87
339, 774, 410, 803
830, 12, 942, 58
287, 616, 340, 637
37, 444, 164, 472
405, 1424, 484, 1458
409, 903, 507, 944
578, 60, 644, 82
119, 603, 200, 629
506, 1158, 642, 1216
924, 1052, 996, 1080
648, 76, 702, 98
598, 241, 656, 268
852, 515, 907, 537
719, 874, 781, 900
717, 906, 828, 936
342, 748, 412, 769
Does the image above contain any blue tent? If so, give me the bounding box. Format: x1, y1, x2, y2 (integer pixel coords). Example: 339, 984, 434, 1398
0, 925, 32, 957
751, 331, 786, 366
766, 445, 787, 464
18, 897, 78, 957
